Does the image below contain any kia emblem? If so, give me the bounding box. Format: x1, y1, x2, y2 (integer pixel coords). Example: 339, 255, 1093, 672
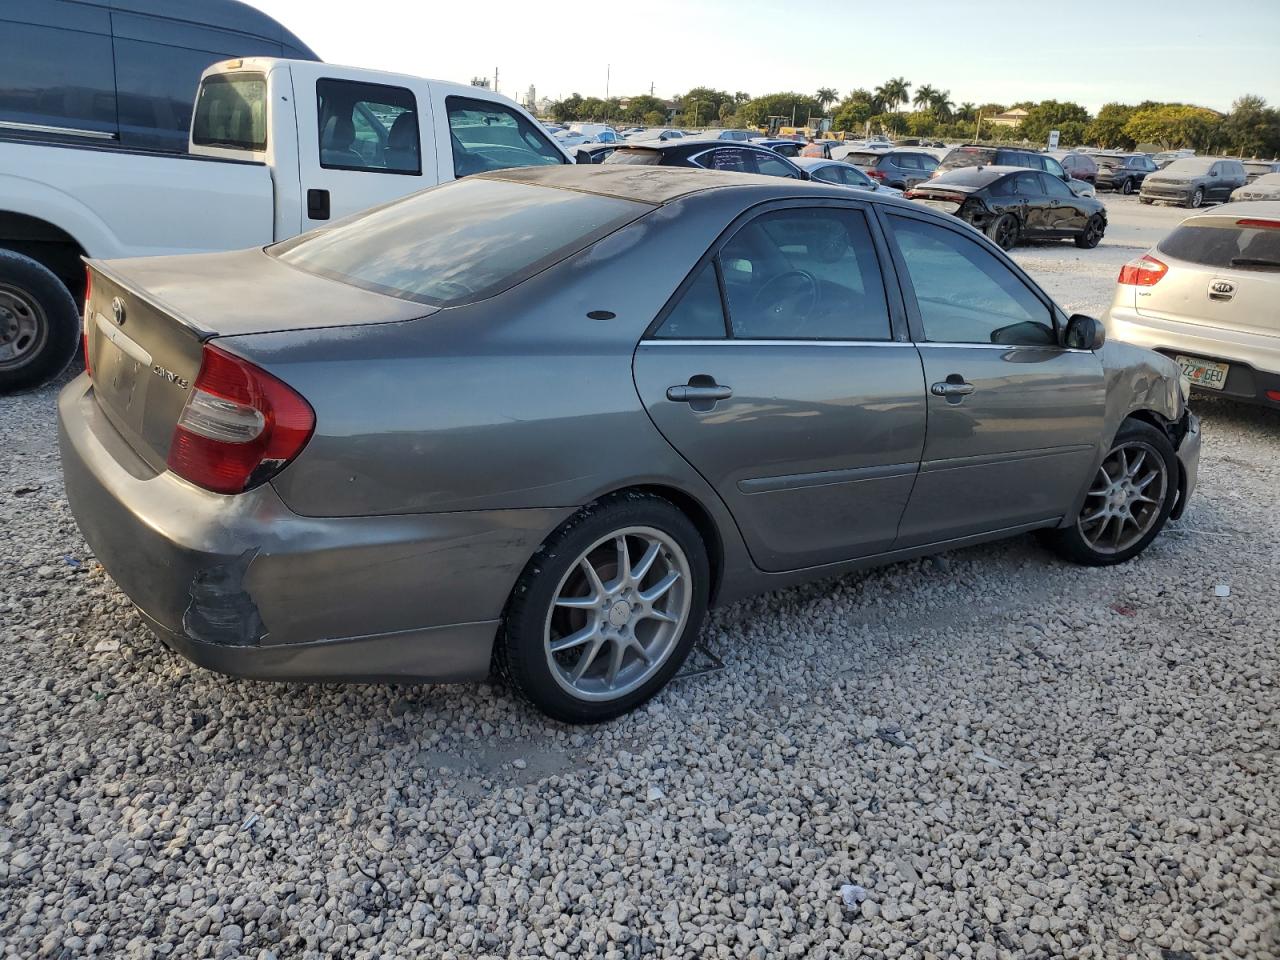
111, 297, 127, 326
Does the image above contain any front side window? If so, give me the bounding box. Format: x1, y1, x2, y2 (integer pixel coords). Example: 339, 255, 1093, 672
718, 208, 891, 340
446, 96, 565, 177
810, 166, 841, 185
192, 73, 268, 151
272, 179, 645, 306
889, 215, 1056, 346
1040, 174, 1074, 198
317, 79, 419, 174
1043, 157, 1067, 179
654, 262, 727, 338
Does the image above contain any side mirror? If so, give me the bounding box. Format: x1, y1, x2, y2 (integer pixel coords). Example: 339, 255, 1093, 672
575, 148, 594, 164
1065, 314, 1105, 351
1060, 172, 1071, 182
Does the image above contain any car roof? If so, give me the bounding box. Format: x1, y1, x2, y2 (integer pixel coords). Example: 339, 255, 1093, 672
479, 164, 919, 208
1181, 200, 1280, 223
932, 165, 1028, 185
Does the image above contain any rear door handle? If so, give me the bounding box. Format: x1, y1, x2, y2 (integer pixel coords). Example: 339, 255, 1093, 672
667, 384, 733, 403
931, 379, 975, 399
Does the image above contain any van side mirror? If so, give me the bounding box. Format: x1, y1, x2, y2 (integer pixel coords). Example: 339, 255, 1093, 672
1065, 314, 1105, 350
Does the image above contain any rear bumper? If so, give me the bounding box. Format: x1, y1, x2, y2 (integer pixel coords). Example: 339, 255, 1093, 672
1106, 308, 1280, 407
57, 375, 573, 682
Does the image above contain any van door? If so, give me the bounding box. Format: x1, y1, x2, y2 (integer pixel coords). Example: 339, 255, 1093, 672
291, 65, 437, 230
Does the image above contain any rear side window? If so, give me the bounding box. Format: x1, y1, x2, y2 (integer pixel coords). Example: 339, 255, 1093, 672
654, 262, 727, 339
192, 73, 268, 151
272, 178, 647, 305
697, 148, 750, 172
0, 14, 117, 139
446, 96, 565, 177
889, 215, 1055, 346
1158, 221, 1280, 272
317, 78, 419, 174
944, 148, 996, 169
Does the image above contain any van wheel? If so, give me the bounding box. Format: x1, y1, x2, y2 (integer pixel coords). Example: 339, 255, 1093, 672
0, 250, 80, 394
986, 214, 1020, 251
495, 492, 709, 723
1043, 420, 1177, 566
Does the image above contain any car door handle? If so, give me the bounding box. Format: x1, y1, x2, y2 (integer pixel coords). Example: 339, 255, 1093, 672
667, 383, 733, 403
931, 379, 975, 398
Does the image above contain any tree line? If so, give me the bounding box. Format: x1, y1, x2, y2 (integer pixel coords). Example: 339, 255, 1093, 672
548, 81, 1280, 157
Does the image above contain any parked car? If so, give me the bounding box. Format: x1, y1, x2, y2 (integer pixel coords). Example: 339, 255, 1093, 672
569, 123, 619, 144
693, 129, 756, 142
59, 165, 1199, 721
1094, 153, 1157, 194
906, 166, 1107, 251
0, 57, 574, 392
1139, 158, 1248, 208
1231, 172, 1280, 201
603, 140, 805, 179
1153, 149, 1196, 168
1242, 160, 1280, 183
751, 137, 803, 158
1105, 201, 1279, 407
573, 143, 619, 164
627, 128, 683, 141
1054, 151, 1098, 185
833, 149, 939, 190
554, 130, 590, 149
793, 158, 903, 196
934, 145, 1094, 198
0, 0, 317, 154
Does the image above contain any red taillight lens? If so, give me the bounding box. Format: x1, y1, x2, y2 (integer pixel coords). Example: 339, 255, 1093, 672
867, 168, 887, 180
167, 344, 314, 495
1236, 218, 1280, 230
82, 267, 93, 378
1118, 254, 1168, 287
1267, 389, 1280, 403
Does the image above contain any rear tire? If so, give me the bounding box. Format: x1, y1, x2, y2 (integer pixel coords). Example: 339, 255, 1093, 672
0, 250, 80, 394
986, 214, 1020, 251
1043, 420, 1178, 567
495, 492, 710, 723
1120, 177, 1134, 195
1074, 214, 1105, 249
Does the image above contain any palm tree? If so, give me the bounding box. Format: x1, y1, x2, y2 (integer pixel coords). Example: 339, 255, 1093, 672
957, 102, 976, 123
930, 89, 955, 121
875, 77, 911, 113
815, 87, 838, 112
913, 84, 937, 111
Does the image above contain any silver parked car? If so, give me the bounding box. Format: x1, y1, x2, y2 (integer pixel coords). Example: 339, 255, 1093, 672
793, 157, 903, 196
60, 166, 1201, 722
1140, 157, 1248, 208
1231, 172, 1280, 202
1106, 200, 1280, 407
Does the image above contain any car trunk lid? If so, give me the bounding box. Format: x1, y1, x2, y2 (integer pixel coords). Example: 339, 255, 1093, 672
1137, 214, 1280, 339
85, 249, 432, 471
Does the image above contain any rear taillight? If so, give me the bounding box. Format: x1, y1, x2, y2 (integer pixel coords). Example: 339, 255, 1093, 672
1118, 254, 1168, 287
867, 168, 887, 180
1236, 218, 1280, 230
167, 344, 314, 495
82, 267, 93, 378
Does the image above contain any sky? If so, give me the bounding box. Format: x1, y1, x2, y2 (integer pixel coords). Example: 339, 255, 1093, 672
247, 0, 1280, 114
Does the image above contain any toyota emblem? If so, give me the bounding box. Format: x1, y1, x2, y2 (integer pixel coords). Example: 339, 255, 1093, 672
111, 297, 127, 326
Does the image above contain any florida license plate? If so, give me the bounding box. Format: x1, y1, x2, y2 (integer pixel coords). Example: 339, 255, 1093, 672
1176, 355, 1229, 391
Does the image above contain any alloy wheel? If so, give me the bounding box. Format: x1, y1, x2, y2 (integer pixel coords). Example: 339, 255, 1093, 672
1077, 441, 1169, 555
543, 526, 692, 702
0, 283, 47, 371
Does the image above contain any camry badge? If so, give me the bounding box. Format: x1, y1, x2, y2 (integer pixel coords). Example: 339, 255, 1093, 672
152, 364, 190, 390
111, 297, 126, 326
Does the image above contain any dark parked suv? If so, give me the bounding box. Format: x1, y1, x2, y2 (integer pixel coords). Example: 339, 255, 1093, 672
936, 145, 1074, 184
837, 149, 939, 190
1094, 153, 1157, 194
604, 140, 806, 178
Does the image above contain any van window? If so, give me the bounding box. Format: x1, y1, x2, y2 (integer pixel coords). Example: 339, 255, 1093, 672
446, 96, 565, 177
191, 73, 268, 151
317, 79, 420, 174
0, 13, 117, 139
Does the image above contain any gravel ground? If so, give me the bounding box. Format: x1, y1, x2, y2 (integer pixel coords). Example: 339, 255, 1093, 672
2, 196, 1277, 959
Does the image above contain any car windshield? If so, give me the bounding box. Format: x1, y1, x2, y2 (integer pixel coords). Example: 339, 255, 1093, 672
1163, 158, 1215, 175
1158, 219, 1280, 272
928, 168, 999, 188
842, 152, 882, 166
272, 179, 648, 305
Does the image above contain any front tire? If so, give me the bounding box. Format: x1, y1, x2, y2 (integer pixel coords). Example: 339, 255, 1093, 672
1074, 214, 1105, 249
0, 250, 80, 394
495, 492, 710, 723
1186, 188, 1204, 209
1044, 420, 1178, 567
986, 213, 1020, 251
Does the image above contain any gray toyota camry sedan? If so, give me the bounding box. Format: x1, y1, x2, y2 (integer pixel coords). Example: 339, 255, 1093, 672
60, 166, 1201, 722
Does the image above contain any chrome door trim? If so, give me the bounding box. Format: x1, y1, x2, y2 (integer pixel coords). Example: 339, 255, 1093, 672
0, 120, 117, 140
641, 339, 910, 347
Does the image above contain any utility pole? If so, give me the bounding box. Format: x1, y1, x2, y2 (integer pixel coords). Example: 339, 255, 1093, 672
650, 81, 654, 96
975, 112, 982, 142
494, 66, 499, 95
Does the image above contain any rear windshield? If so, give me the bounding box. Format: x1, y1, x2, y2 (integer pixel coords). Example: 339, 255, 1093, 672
604, 149, 663, 166
928, 167, 999, 188
1163, 158, 1214, 175
942, 147, 997, 168
1158, 220, 1280, 272
842, 152, 882, 166
272, 179, 647, 305
192, 73, 268, 151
